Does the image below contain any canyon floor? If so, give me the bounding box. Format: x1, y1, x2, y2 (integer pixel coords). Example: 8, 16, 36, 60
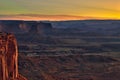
1, 20, 120, 80
17, 35, 120, 80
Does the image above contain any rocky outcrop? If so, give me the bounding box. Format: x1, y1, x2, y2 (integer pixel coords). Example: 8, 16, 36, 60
0, 32, 27, 80
28, 22, 53, 35
0, 20, 53, 35
0, 21, 23, 33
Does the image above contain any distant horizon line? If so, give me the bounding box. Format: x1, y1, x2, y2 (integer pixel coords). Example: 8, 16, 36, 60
0, 14, 120, 21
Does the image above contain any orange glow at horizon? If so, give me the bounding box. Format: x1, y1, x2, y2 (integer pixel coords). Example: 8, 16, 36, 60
0, 0, 120, 20
0, 15, 120, 21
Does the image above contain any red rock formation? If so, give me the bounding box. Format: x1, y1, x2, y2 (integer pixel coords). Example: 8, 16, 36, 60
0, 32, 27, 80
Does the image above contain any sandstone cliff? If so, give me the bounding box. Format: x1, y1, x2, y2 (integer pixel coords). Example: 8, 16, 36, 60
0, 20, 53, 35
0, 32, 27, 80
28, 22, 53, 35
0, 21, 23, 33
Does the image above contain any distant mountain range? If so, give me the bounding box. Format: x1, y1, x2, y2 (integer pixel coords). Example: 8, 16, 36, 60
0, 20, 53, 34
51, 20, 120, 36
0, 20, 120, 36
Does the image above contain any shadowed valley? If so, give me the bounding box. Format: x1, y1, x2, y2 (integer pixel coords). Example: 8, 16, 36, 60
0, 20, 120, 80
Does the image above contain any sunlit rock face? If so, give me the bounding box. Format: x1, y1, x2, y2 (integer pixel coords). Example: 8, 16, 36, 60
0, 32, 27, 80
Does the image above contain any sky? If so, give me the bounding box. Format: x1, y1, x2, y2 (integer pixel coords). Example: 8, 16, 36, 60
0, 0, 120, 20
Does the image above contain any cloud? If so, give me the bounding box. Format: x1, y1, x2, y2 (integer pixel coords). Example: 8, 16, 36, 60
0, 14, 96, 21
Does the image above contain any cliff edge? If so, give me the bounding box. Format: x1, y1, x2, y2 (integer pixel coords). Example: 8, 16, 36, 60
0, 32, 27, 80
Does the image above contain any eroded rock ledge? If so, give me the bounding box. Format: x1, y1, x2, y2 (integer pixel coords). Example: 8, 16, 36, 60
0, 32, 27, 80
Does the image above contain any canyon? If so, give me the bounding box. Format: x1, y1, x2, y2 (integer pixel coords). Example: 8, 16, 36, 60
0, 20, 120, 80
